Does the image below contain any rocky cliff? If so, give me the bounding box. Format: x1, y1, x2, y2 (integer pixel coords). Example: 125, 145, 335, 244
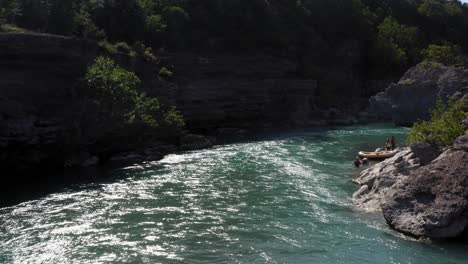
0, 33, 98, 173
0, 33, 321, 178
369, 65, 468, 126
381, 140, 468, 239
152, 52, 318, 132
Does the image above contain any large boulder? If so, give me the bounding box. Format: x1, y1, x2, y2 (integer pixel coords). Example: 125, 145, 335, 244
369, 65, 468, 126
353, 144, 442, 212
353, 148, 421, 211
381, 148, 468, 239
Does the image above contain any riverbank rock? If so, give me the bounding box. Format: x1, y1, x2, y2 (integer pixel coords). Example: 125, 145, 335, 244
461, 93, 468, 112
381, 146, 468, 239
353, 143, 441, 212
353, 148, 418, 211
368, 64, 468, 126
180, 134, 215, 151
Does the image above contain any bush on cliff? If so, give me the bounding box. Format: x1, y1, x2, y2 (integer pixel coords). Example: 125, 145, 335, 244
421, 44, 465, 67
407, 97, 466, 146
84, 56, 185, 130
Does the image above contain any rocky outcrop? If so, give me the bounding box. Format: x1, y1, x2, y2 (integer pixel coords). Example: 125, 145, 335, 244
352, 143, 441, 212
369, 65, 468, 126
381, 146, 468, 239
354, 91, 468, 240
0, 33, 325, 179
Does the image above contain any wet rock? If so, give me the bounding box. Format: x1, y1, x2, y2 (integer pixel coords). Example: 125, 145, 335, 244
180, 134, 214, 151
305, 120, 328, 127
81, 156, 99, 167
215, 128, 248, 137
64, 152, 93, 168
109, 152, 146, 163
328, 117, 357, 126
381, 149, 468, 239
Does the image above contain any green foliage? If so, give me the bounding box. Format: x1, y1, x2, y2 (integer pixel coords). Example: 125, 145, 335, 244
146, 14, 166, 32
418, 0, 463, 20
72, 9, 106, 40
407, 97, 466, 146
421, 44, 464, 67
376, 16, 420, 68
417, 60, 443, 70
2, 0, 468, 105
98, 40, 118, 54
133, 42, 158, 62
115, 42, 133, 54
85, 56, 184, 129
0, 23, 27, 33
85, 57, 141, 124
159, 67, 174, 79
164, 107, 185, 127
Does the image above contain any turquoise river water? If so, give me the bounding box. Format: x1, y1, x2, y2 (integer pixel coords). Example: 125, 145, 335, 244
1, 124, 467, 264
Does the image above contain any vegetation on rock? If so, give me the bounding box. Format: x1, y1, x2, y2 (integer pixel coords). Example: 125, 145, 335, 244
84, 56, 184, 131
407, 97, 466, 146
1, 0, 468, 106
421, 44, 465, 67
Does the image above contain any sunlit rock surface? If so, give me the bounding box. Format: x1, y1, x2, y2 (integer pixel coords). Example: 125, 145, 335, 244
369, 65, 468, 126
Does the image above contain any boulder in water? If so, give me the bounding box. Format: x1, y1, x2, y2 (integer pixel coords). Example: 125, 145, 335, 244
352, 148, 420, 211
381, 148, 468, 239
353, 143, 441, 212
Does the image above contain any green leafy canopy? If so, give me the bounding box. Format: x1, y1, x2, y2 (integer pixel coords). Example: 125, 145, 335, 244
85, 56, 184, 129
407, 97, 466, 146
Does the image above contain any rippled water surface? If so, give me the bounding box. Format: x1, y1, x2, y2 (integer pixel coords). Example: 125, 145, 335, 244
1, 124, 467, 263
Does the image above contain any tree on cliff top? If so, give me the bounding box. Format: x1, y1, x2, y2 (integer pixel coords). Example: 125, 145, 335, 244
407, 97, 466, 146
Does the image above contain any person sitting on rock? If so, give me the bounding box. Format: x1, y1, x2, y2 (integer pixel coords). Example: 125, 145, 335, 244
385, 139, 392, 151
353, 157, 361, 168
391, 136, 396, 150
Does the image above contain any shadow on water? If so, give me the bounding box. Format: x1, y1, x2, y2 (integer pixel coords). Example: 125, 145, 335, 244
0, 123, 404, 208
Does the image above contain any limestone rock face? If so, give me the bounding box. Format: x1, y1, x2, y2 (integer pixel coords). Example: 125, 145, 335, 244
155, 52, 318, 132
0, 33, 321, 177
409, 142, 442, 165
381, 148, 468, 239
369, 65, 468, 126
352, 143, 441, 212
352, 148, 420, 211
454, 134, 468, 151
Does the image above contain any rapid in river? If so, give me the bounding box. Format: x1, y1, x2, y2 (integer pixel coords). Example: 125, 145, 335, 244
1, 124, 467, 263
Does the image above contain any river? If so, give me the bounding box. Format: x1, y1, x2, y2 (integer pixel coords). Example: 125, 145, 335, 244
1, 123, 467, 263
